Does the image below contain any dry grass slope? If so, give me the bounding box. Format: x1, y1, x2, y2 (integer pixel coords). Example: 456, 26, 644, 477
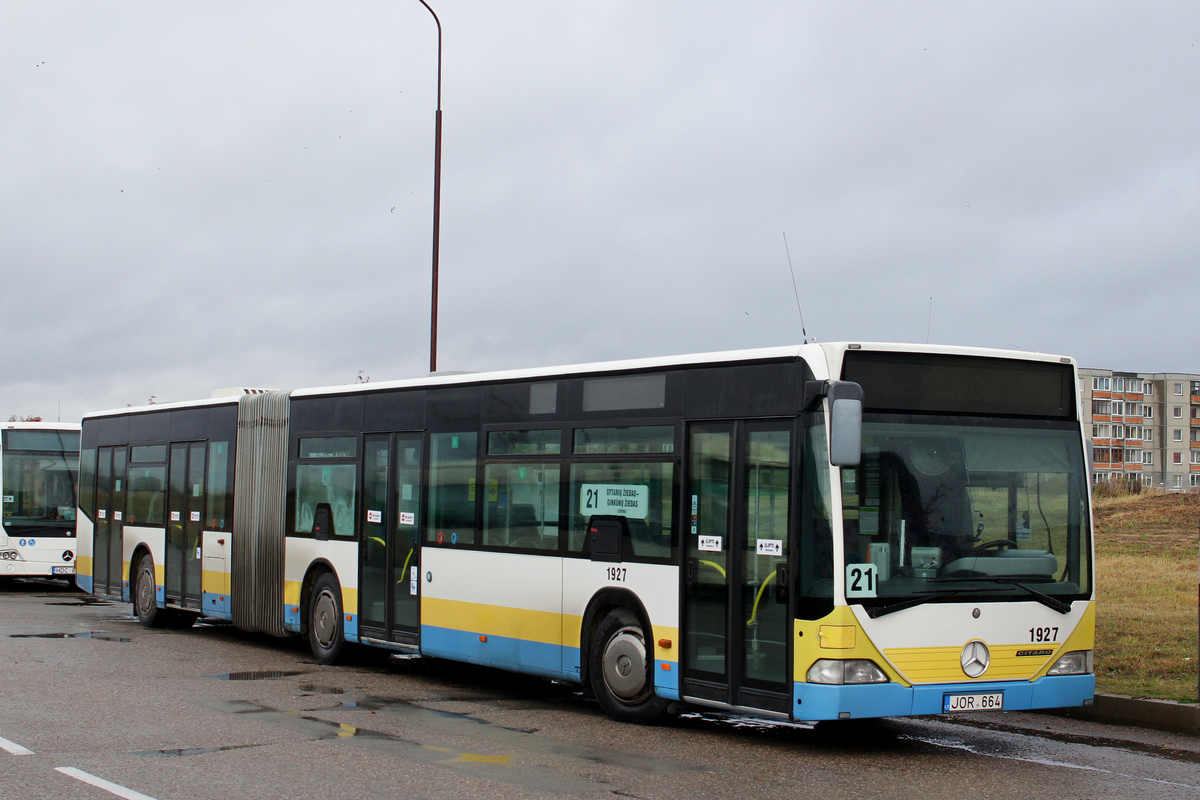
1093, 492, 1199, 701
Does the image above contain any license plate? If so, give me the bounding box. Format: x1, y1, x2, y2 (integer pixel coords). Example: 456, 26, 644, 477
52, 566, 76, 575
943, 692, 1003, 712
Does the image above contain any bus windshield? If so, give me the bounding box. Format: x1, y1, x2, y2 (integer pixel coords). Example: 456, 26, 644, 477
2, 429, 81, 535
840, 415, 1090, 611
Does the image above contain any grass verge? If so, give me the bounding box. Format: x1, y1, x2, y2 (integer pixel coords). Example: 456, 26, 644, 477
1093, 492, 1198, 702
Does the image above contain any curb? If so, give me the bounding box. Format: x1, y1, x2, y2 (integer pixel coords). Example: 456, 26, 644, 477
1044, 693, 1200, 736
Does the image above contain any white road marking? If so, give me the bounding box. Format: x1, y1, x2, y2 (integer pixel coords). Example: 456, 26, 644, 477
55, 767, 162, 800
0, 734, 34, 755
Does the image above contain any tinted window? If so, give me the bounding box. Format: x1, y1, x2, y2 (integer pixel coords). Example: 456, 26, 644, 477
574, 426, 674, 454
582, 374, 666, 412
300, 437, 357, 459
842, 351, 1074, 419
488, 429, 562, 455
427, 432, 478, 545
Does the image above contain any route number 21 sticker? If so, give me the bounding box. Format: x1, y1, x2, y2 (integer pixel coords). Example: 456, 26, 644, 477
845, 563, 878, 598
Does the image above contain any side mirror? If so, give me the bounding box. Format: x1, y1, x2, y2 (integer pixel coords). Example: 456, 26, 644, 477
828, 381, 863, 467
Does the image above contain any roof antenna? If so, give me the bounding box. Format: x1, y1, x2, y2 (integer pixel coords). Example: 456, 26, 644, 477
782, 233, 809, 344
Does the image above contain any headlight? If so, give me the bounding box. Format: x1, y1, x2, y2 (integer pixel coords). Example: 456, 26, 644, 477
807, 658, 889, 684
1047, 650, 1093, 675
0, 550, 23, 561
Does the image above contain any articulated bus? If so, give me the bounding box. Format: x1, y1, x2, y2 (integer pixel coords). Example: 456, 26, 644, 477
75, 343, 1094, 723
1, 421, 81, 581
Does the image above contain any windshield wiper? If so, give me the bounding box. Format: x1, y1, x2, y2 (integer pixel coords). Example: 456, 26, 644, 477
930, 576, 1072, 615
865, 587, 996, 619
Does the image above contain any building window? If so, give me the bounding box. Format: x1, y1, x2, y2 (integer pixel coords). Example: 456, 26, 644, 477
1192, 381, 1200, 395
1172, 452, 1183, 464
1144, 428, 1152, 442
1093, 447, 1110, 463
1192, 475, 1200, 488
1091, 423, 1109, 438
1092, 377, 1110, 391
1173, 475, 1183, 489
1143, 452, 1153, 465
1112, 401, 1125, 416
1173, 429, 1183, 442
1113, 378, 1124, 392
1124, 448, 1141, 463
1092, 400, 1110, 416
1144, 406, 1153, 419
1174, 383, 1184, 395
1191, 451, 1200, 465
1174, 406, 1184, 419
1111, 425, 1123, 440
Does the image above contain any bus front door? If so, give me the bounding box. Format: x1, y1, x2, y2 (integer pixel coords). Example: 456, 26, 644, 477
92, 446, 126, 597
165, 442, 206, 610
683, 423, 794, 717
359, 433, 423, 647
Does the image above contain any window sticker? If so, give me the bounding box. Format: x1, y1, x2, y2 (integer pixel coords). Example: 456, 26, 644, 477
114, 511, 122, 521
756, 539, 783, 556
580, 484, 649, 519
367, 509, 382, 524
699, 535, 723, 552
190, 511, 200, 522
170, 511, 180, 522
98, 509, 106, 519
399, 511, 415, 526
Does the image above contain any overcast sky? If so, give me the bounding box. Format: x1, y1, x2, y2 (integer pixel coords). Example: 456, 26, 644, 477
2, 1, 1197, 421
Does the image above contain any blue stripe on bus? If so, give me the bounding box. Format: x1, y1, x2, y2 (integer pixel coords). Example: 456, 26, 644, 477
654, 661, 680, 700
201, 593, 232, 618
421, 625, 579, 682
344, 614, 359, 644
76, 574, 93, 594
793, 673, 1097, 721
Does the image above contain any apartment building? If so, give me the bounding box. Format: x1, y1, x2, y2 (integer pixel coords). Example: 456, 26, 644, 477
1078, 368, 1200, 491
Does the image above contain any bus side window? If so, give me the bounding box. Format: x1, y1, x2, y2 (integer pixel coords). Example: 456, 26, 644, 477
427, 432, 478, 545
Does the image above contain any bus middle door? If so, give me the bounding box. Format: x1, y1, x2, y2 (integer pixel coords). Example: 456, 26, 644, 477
165, 442, 206, 610
359, 433, 423, 647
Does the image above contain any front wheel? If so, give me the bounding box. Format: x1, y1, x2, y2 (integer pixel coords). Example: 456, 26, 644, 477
588, 608, 668, 724
133, 555, 167, 628
307, 573, 346, 665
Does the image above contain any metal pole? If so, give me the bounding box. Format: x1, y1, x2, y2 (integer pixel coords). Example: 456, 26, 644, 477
416, 1, 442, 374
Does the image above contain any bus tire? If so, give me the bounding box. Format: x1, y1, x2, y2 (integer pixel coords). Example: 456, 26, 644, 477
307, 573, 345, 665
133, 555, 167, 628
588, 608, 667, 724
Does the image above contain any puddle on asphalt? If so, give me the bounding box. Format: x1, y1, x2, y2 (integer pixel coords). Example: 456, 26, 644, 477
9, 631, 130, 642
42, 596, 112, 606
298, 683, 345, 694
134, 744, 263, 758
946, 717, 1200, 765
209, 670, 307, 681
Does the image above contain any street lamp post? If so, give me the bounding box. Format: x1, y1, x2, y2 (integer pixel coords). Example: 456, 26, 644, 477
415, 0, 442, 374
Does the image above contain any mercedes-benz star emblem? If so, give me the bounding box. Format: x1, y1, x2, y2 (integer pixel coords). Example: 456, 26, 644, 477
960, 640, 990, 678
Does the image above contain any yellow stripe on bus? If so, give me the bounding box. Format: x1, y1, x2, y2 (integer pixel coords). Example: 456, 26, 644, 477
423, 596, 562, 646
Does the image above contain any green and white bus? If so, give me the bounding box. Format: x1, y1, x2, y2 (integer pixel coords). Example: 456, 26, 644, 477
76, 343, 1095, 723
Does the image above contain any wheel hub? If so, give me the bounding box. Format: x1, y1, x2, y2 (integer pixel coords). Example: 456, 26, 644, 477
602, 628, 647, 702
313, 591, 338, 648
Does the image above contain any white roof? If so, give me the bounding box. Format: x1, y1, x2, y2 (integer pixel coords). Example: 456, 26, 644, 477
84, 341, 1077, 416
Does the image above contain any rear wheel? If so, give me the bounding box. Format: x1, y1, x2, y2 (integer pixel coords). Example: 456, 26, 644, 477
588, 608, 668, 724
307, 573, 346, 664
133, 555, 167, 628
